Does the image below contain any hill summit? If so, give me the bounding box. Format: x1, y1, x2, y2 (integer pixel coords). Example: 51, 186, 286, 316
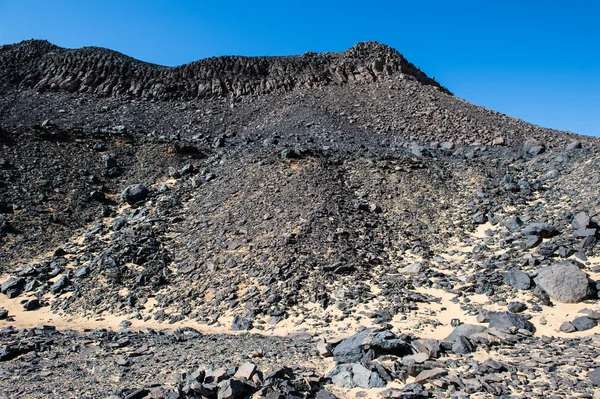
0, 40, 449, 100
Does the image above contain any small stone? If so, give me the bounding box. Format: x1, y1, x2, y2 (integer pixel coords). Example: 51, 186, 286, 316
507, 302, 527, 313
559, 321, 576, 333
231, 316, 253, 331
317, 340, 333, 357
22, 299, 40, 311
504, 268, 531, 290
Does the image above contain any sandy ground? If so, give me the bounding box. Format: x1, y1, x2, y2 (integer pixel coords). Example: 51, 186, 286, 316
2, 218, 600, 398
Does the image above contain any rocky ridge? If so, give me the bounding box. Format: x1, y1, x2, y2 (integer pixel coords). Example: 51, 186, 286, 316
0, 40, 448, 100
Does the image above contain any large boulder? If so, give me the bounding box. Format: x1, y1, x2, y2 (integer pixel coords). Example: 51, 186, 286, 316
588, 368, 600, 386
121, 184, 149, 204
534, 263, 595, 303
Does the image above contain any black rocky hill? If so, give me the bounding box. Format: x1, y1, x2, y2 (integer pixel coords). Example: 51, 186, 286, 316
1, 41, 600, 385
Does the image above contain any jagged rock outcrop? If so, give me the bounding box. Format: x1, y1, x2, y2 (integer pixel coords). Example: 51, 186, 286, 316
0, 40, 449, 100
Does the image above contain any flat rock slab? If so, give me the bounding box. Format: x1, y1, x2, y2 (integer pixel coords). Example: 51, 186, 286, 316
414, 368, 447, 384
445, 324, 486, 342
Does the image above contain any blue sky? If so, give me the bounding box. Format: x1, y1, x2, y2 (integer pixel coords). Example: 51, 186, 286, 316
1, 0, 598, 136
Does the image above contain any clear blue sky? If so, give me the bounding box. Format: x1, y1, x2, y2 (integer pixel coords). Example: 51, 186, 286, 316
1, 0, 599, 136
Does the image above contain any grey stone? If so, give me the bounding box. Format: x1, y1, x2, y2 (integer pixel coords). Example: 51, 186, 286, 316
522, 223, 557, 238
332, 329, 370, 363
217, 379, 251, 399
50, 276, 69, 295
540, 170, 558, 181
504, 268, 531, 290
534, 262, 594, 303
452, 336, 474, 354
574, 228, 597, 237
1, 278, 25, 295
414, 368, 447, 384
505, 216, 524, 232
588, 368, 600, 386
411, 339, 440, 358
488, 311, 535, 332
579, 235, 597, 250
559, 321, 576, 333
524, 235, 542, 249
231, 316, 253, 331
445, 324, 486, 342
507, 302, 526, 313
572, 212, 590, 231
317, 340, 333, 357
233, 362, 256, 380
398, 263, 421, 275
316, 390, 338, 399
22, 299, 40, 310
523, 139, 545, 156
328, 363, 386, 389
380, 383, 429, 398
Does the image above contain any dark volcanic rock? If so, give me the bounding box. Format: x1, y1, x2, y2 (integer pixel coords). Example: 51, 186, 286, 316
523, 138, 545, 156
521, 223, 557, 238
488, 311, 535, 332
122, 184, 149, 204
332, 330, 371, 364
452, 336, 474, 354
231, 316, 253, 331
1, 277, 25, 297
571, 316, 597, 331
22, 298, 40, 310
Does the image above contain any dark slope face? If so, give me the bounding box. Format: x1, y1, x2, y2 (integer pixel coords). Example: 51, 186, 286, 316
0, 39, 593, 152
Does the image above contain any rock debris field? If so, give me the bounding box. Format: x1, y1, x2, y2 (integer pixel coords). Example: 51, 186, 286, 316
1, 40, 600, 398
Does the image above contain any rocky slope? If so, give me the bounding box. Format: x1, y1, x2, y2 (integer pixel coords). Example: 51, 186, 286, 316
1, 40, 600, 399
